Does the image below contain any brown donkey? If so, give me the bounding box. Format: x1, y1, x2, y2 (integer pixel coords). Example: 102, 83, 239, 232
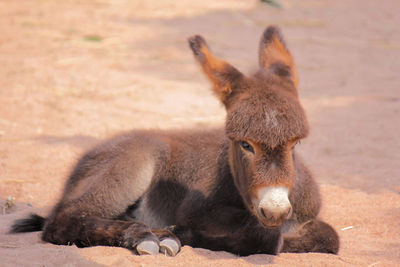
11, 26, 339, 256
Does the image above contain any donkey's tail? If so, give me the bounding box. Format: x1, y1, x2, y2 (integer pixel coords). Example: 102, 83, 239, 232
10, 213, 45, 233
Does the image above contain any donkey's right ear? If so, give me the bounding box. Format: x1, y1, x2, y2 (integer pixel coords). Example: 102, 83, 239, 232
189, 35, 244, 106
259, 26, 298, 87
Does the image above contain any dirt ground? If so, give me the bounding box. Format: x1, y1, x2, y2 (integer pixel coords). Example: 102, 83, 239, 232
0, 0, 399, 266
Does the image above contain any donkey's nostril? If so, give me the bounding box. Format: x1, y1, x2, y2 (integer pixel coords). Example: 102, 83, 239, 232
259, 208, 268, 220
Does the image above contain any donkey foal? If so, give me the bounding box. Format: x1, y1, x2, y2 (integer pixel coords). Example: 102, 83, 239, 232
11, 26, 339, 256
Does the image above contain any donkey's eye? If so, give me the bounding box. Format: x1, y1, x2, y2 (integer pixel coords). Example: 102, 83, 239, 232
239, 141, 254, 153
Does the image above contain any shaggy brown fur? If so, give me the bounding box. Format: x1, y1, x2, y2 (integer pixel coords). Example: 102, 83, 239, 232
11, 26, 339, 256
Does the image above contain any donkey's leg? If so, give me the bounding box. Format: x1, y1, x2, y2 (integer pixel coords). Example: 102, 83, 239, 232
174, 207, 282, 256
42, 134, 179, 255
174, 192, 282, 255
44, 213, 180, 255
281, 219, 339, 254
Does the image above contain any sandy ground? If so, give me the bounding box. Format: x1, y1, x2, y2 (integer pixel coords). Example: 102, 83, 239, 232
0, 0, 399, 266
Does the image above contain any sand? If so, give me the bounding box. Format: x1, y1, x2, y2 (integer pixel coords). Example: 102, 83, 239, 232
0, 0, 399, 266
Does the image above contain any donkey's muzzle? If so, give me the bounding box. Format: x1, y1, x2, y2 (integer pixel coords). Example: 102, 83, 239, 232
257, 187, 292, 228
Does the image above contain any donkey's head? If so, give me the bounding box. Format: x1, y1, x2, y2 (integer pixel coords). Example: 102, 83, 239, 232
189, 26, 309, 228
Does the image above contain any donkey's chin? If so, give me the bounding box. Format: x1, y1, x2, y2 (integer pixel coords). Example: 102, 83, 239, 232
261, 221, 284, 229
256, 213, 286, 229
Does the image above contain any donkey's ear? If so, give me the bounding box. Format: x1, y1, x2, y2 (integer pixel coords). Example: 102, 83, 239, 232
189, 35, 244, 106
259, 26, 298, 87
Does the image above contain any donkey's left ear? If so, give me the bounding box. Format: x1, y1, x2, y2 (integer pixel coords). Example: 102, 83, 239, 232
259, 26, 298, 87
189, 35, 244, 107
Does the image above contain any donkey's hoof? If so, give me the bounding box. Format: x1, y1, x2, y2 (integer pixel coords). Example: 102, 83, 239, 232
159, 238, 180, 256
136, 240, 159, 255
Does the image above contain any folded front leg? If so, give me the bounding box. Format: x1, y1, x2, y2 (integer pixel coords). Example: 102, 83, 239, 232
281, 219, 339, 254
175, 192, 282, 256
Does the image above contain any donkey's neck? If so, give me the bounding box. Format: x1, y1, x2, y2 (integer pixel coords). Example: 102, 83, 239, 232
210, 137, 247, 209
